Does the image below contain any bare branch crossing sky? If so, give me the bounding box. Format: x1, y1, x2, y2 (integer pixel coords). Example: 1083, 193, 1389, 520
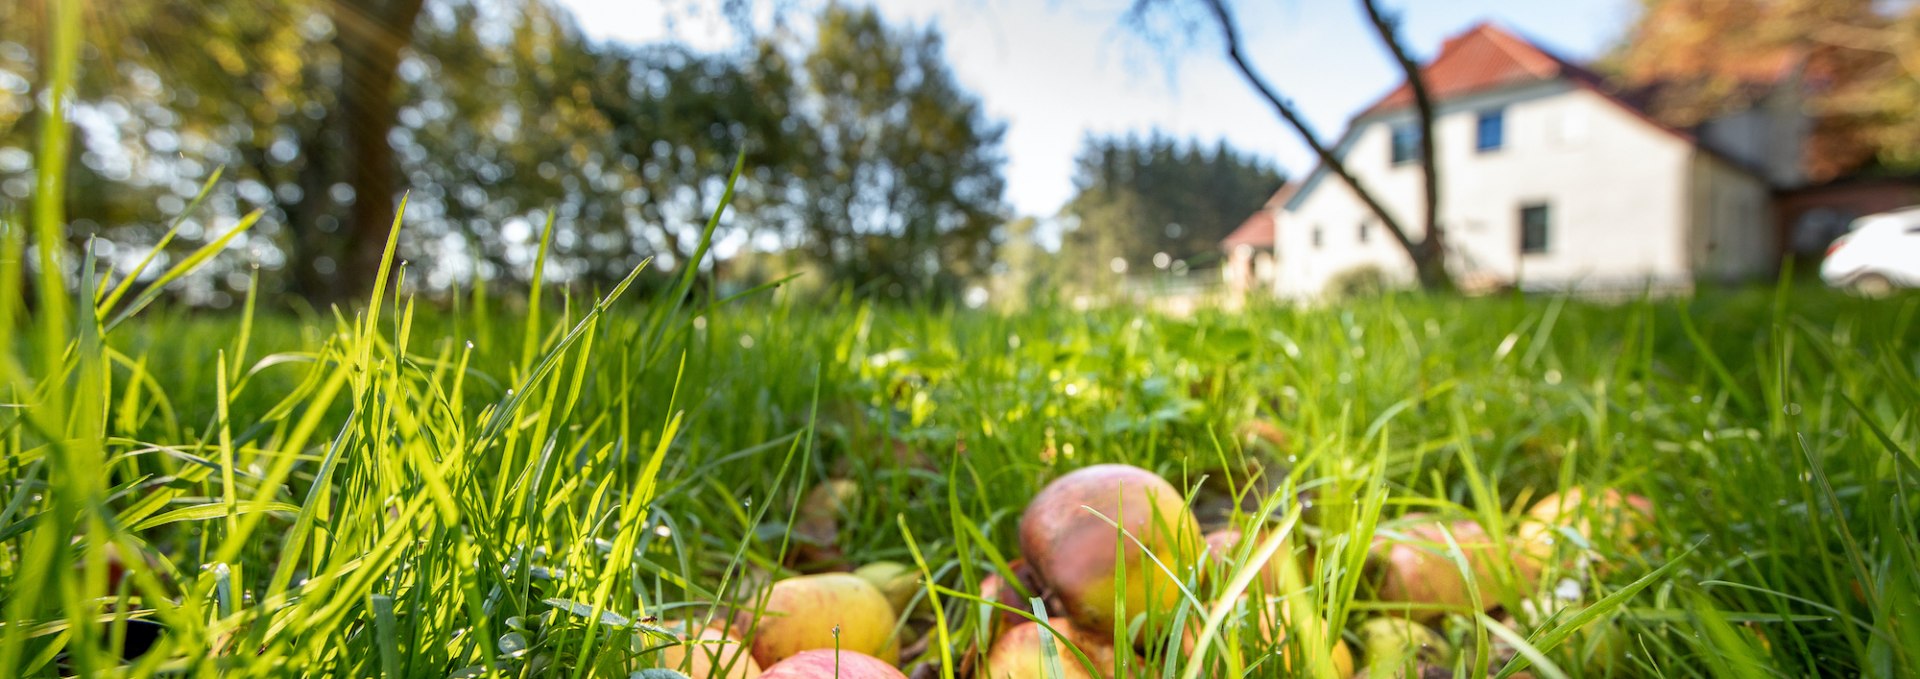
560, 0, 1630, 220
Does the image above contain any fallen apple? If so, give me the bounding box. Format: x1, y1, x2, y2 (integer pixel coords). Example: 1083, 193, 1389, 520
748, 573, 899, 667
854, 561, 921, 615
1235, 420, 1290, 453
1019, 464, 1203, 635
1369, 515, 1509, 620
1183, 595, 1353, 677
983, 619, 1120, 679
655, 624, 762, 679
1201, 527, 1314, 595
757, 649, 907, 679
1356, 617, 1449, 678
792, 480, 861, 570
978, 561, 1042, 640
1514, 488, 1655, 577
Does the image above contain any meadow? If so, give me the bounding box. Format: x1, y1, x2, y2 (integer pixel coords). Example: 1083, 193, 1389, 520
2, 187, 1916, 677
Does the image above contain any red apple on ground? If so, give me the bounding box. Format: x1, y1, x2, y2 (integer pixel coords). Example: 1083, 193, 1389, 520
978, 562, 1042, 640
983, 619, 1120, 679
1019, 464, 1202, 635
758, 649, 907, 679
1369, 515, 1509, 621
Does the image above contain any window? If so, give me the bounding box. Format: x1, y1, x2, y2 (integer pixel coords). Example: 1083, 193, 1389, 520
1312, 225, 1324, 249
1476, 108, 1505, 152
1390, 123, 1420, 165
1359, 220, 1372, 244
1520, 204, 1550, 254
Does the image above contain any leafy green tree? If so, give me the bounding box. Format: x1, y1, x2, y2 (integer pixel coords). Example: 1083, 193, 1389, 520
788, 4, 1008, 301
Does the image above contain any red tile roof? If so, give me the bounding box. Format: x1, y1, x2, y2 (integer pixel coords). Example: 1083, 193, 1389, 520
1222, 209, 1275, 249
1362, 22, 1593, 117
1221, 185, 1294, 249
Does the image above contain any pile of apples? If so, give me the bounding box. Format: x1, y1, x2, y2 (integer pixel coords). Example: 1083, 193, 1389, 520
647, 457, 1653, 678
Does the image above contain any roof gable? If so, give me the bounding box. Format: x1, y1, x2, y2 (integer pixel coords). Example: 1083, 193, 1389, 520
1220, 185, 1292, 249
1362, 22, 1584, 117
1275, 22, 1762, 215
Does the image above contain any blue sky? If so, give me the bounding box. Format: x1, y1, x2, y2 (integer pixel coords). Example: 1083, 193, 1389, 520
557, 0, 1634, 219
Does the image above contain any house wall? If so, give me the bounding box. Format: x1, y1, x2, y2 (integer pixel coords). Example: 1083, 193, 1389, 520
1688, 154, 1776, 283
1697, 81, 1810, 189
1273, 83, 1700, 298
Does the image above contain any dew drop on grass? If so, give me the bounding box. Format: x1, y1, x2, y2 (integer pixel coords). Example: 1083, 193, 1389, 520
465, 340, 474, 349
1782, 403, 1802, 415
742, 497, 752, 508
1544, 369, 1562, 385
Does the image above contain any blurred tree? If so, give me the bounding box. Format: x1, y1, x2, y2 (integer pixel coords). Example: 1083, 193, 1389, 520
331, 0, 427, 291
790, 5, 1008, 301
1058, 133, 1283, 291
1610, 0, 1920, 178
986, 215, 1054, 310
0, 0, 425, 302
1, 0, 1006, 305
1118, 0, 1452, 290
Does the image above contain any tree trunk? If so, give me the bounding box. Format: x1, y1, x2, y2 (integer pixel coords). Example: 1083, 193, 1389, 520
329, 0, 425, 300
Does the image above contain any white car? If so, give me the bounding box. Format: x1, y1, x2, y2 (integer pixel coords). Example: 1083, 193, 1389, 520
1822, 206, 1920, 295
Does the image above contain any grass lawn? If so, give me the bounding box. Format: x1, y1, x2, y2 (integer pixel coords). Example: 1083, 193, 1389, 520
3, 218, 1917, 678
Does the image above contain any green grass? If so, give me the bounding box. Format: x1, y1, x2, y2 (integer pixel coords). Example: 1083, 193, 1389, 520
5, 11, 1919, 676
3, 190, 1918, 678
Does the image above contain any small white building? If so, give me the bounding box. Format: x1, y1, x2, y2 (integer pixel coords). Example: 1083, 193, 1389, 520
1246, 22, 1806, 298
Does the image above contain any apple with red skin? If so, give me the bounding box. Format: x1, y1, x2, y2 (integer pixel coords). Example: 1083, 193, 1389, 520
758, 650, 906, 679
1369, 515, 1510, 620
984, 620, 1120, 679
1019, 464, 1202, 635
978, 559, 1043, 639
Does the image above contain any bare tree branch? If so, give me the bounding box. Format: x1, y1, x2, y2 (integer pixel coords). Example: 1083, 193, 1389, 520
1197, 0, 1453, 288
1360, 0, 1445, 285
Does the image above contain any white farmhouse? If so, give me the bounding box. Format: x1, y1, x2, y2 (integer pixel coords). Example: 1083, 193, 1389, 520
1233, 22, 1821, 299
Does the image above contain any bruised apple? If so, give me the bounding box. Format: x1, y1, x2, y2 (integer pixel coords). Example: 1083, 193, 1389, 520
749, 573, 898, 667
984, 620, 1120, 679
656, 624, 762, 679
1019, 464, 1202, 634
758, 649, 907, 679
1369, 516, 1509, 620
